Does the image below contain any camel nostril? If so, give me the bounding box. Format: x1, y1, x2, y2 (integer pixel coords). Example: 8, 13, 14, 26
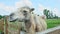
10, 13, 14, 16
23, 10, 27, 13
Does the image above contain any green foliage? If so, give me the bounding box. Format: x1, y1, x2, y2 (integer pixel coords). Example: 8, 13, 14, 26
46, 19, 60, 29
43, 9, 59, 19
0, 29, 3, 32
43, 9, 49, 19
53, 14, 58, 19
0, 15, 5, 19
0, 15, 3, 19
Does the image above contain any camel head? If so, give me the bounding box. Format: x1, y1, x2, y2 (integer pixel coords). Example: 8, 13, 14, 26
9, 6, 34, 22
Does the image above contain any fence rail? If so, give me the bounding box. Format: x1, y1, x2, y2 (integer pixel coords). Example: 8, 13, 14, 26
36, 26, 60, 34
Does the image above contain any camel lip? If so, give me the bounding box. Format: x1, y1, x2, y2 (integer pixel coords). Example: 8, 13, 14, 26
10, 19, 17, 22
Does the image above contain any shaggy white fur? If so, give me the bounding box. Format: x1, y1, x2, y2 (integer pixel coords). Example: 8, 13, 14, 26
8, 6, 47, 34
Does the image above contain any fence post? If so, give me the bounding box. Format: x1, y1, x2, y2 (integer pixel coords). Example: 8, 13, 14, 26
4, 16, 8, 34
0, 18, 4, 32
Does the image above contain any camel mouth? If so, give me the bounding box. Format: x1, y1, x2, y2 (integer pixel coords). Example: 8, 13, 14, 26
10, 19, 17, 22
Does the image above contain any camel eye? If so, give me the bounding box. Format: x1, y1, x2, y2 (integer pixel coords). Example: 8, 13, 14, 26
10, 13, 14, 16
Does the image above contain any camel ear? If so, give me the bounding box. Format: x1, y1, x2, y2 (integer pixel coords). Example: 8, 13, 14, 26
30, 8, 35, 12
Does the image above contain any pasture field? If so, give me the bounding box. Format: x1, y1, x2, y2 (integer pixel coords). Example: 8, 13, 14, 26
46, 19, 60, 29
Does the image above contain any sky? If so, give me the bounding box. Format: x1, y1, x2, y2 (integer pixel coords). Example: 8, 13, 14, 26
0, 0, 60, 17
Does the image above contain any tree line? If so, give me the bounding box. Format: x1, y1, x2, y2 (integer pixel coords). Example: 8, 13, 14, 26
43, 9, 59, 19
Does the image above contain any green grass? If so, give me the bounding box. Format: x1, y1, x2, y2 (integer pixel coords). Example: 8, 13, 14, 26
0, 30, 2, 32
46, 19, 60, 29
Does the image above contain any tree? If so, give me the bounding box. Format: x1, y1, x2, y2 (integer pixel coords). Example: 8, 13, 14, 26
43, 9, 59, 19
0, 15, 3, 19
43, 9, 49, 19
50, 11, 53, 19
53, 14, 58, 19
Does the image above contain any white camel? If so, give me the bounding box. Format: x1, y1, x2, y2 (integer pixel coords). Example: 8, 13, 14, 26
9, 6, 47, 34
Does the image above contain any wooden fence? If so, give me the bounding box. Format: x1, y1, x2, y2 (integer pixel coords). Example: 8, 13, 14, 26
0, 18, 4, 32
0, 17, 8, 34
0, 16, 23, 34
36, 26, 60, 34
4, 16, 23, 34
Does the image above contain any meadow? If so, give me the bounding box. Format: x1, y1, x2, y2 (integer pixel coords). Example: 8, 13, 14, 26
46, 19, 60, 29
